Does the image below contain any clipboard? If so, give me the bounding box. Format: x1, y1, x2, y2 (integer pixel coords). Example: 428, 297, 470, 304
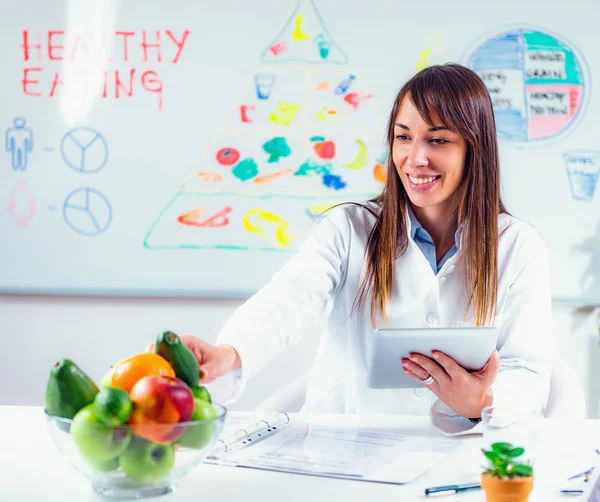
204, 412, 461, 485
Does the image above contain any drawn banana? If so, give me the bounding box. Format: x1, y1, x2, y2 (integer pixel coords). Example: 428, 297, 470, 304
416, 49, 431, 72
243, 209, 293, 247
343, 139, 367, 170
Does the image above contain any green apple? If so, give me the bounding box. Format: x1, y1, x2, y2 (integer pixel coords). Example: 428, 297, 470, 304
100, 367, 115, 388
190, 385, 212, 403
81, 454, 119, 472
119, 436, 175, 483
176, 398, 217, 449
71, 404, 131, 462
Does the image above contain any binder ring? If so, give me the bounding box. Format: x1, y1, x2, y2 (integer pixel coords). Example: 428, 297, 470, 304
276, 412, 290, 424
217, 439, 228, 452
256, 420, 272, 430
235, 429, 250, 440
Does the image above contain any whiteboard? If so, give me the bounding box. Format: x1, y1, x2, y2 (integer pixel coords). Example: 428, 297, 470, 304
1, 0, 599, 304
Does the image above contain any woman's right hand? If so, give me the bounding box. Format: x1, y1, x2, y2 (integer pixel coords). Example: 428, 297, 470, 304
146, 334, 241, 384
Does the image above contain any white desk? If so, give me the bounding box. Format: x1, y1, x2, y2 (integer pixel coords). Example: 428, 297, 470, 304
1, 405, 599, 502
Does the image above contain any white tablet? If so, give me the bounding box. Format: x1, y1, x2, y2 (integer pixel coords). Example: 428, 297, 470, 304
366, 327, 499, 389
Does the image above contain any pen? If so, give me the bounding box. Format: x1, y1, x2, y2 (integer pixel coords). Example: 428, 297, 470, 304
559, 489, 584, 495
425, 483, 481, 496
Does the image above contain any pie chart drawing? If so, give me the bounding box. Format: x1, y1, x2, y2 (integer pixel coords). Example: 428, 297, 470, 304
63, 187, 112, 236
60, 127, 109, 174
465, 25, 588, 145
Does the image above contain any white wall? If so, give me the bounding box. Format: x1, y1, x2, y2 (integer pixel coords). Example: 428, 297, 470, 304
550, 305, 600, 418
1, 295, 598, 417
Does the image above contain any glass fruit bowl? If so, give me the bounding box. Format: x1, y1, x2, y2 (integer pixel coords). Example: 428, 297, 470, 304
44, 404, 227, 499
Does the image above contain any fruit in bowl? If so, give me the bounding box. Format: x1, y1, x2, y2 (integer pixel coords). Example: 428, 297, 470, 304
71, 403, 132, 461
45, 359, 100, 431
94, 386, 133, 426
110, 352, 176, 394
45, 404, 227, 498
176, 398, 218, 450
44, 331, 227, 499
129, 374, 194, 444
118, 436, 176, 483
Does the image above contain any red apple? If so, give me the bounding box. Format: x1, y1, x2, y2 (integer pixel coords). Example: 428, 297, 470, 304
128, 375, 194, 444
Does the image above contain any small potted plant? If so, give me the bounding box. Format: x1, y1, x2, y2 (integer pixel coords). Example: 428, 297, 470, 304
481, 442, 534, 502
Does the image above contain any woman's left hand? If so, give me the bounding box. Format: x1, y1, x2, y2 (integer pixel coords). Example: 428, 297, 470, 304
402, 350, 499, 419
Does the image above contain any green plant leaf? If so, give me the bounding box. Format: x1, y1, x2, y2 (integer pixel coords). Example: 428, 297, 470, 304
482, 444, 532, 478
511, 464, 533, 477
491, 442, 513, 454
508, 447, 525, 457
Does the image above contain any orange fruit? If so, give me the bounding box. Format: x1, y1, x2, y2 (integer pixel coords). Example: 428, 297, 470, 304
110, 353, 175, 394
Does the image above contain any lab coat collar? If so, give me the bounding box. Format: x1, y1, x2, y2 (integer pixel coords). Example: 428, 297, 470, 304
405, 204, 463, 251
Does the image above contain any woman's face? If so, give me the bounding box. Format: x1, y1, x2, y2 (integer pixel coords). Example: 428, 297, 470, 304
392, 96, 467, 211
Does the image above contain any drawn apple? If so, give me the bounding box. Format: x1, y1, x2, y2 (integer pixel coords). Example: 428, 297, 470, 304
71, 404, 132, 462
119, 436, 175, 483
314, 140, 335, 160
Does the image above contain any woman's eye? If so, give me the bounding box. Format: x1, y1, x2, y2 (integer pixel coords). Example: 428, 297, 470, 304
431, 138, 449, 145
395, 135, 410, 141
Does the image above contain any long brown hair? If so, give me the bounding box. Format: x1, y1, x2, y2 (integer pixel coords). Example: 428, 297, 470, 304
353, 63, 507, 327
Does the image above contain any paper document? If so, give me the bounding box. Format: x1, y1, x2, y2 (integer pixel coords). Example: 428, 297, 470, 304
211, 421, 460, 484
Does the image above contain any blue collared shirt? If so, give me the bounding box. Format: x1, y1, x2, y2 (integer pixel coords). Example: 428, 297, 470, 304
408, 207, 460, 275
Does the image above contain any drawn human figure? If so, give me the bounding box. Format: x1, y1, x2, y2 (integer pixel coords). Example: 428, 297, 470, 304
7, 179, 36, 228
5, 117, 34, 172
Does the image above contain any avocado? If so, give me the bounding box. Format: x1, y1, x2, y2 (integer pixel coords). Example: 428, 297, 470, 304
155, 331, 200, 387
45, 359, 99, 422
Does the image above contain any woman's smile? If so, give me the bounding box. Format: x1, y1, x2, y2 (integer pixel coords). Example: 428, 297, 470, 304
406, 174, 442, 191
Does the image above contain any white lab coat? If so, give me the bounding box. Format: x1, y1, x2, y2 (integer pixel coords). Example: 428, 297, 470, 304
216, 201, 553, 434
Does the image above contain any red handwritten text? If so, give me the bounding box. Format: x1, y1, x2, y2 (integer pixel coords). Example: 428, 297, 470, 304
20, 29, 190, 110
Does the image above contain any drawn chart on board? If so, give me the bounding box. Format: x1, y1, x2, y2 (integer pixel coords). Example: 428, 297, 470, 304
464, 25, 599, 302
144, 0, 388, 252
465, 27, 588, 145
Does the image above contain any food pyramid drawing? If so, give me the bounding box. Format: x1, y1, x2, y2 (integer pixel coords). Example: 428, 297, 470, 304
144, 0, 387, 252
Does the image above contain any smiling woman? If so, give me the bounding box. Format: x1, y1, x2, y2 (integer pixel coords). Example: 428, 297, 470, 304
393, 111, 465, 198
147, 63, 553, 435
392, 107, 467, 275
360, 64, 507, 330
